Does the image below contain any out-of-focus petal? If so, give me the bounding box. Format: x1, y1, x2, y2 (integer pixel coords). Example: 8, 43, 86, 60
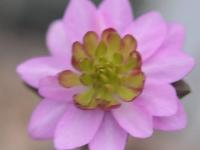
161, 23, 186, 50
143, 24, 195, 83
46, 20, 71, 59
55, 105, 104, 149
28, 99, 67, 139
154, 101, 187, 131
99, 0, 133, 32
89, 113, 128, 150
124, 11, 167, 60
143, 52, 195, 83
63, 0, 98, 43
39, 76, 83, 102
17, 56, 71, 88
112, 102, 153, 138
135, 79, 178, 117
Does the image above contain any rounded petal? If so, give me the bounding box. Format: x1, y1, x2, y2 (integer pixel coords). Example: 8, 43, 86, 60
99, 0, 133, 32
55, 105, 104, 149
46, 20, 71, 59
63, 0, 98, 43
89, 113, 128, 150
161, 23, 186, 50
17, 56, 70, 88
153, 101, 187, 131
124, 11, 167, 60
112, 102, 153, 138
28, 99, 67, 139
135, 79, 178, 117
143, 24, 195, 83
144, 52, 195, 83
39, 76, 83, 101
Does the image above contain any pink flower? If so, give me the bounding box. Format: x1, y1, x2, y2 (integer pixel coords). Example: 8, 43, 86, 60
17, 0, 195, 150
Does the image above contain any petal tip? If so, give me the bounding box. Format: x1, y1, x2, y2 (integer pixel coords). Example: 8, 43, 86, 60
28, 123, 48, 140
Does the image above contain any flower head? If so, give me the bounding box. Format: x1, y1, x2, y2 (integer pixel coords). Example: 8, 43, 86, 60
17, 0, 195, 150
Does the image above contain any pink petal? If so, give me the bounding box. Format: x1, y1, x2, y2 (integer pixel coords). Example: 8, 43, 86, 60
99, 0, 133, 32
143, 52, 195, 83
143, 24, 195, 83
124, 11, 167, 60
28, 99, 67, 139
17, 56, 70, 88
46, 20, 71, 59
160, 23, 185, 50
135, 79, 178, 117
112, 102, 153, 138
54, 105, 104, 149
89, 113, 128, 150
56, 147, 83, 150
154, 101, 187, 131
39, 76, 83, 102
63, 0, 98, 43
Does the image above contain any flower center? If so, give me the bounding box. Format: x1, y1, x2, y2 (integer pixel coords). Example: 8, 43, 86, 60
58, 28, 145, 110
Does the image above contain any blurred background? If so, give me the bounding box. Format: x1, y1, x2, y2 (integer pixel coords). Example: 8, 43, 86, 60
0, 0, 199, 149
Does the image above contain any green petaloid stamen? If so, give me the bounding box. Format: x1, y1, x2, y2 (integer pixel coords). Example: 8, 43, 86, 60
59, 28, 145, 110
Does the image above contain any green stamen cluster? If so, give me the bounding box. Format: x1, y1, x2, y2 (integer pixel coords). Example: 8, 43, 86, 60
58, 28, 145, 110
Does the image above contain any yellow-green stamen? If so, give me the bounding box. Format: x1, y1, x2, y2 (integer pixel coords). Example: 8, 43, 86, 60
59, 28, 145, 110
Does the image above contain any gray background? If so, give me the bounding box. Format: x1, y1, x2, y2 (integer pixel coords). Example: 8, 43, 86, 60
0, 0, 199, 149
